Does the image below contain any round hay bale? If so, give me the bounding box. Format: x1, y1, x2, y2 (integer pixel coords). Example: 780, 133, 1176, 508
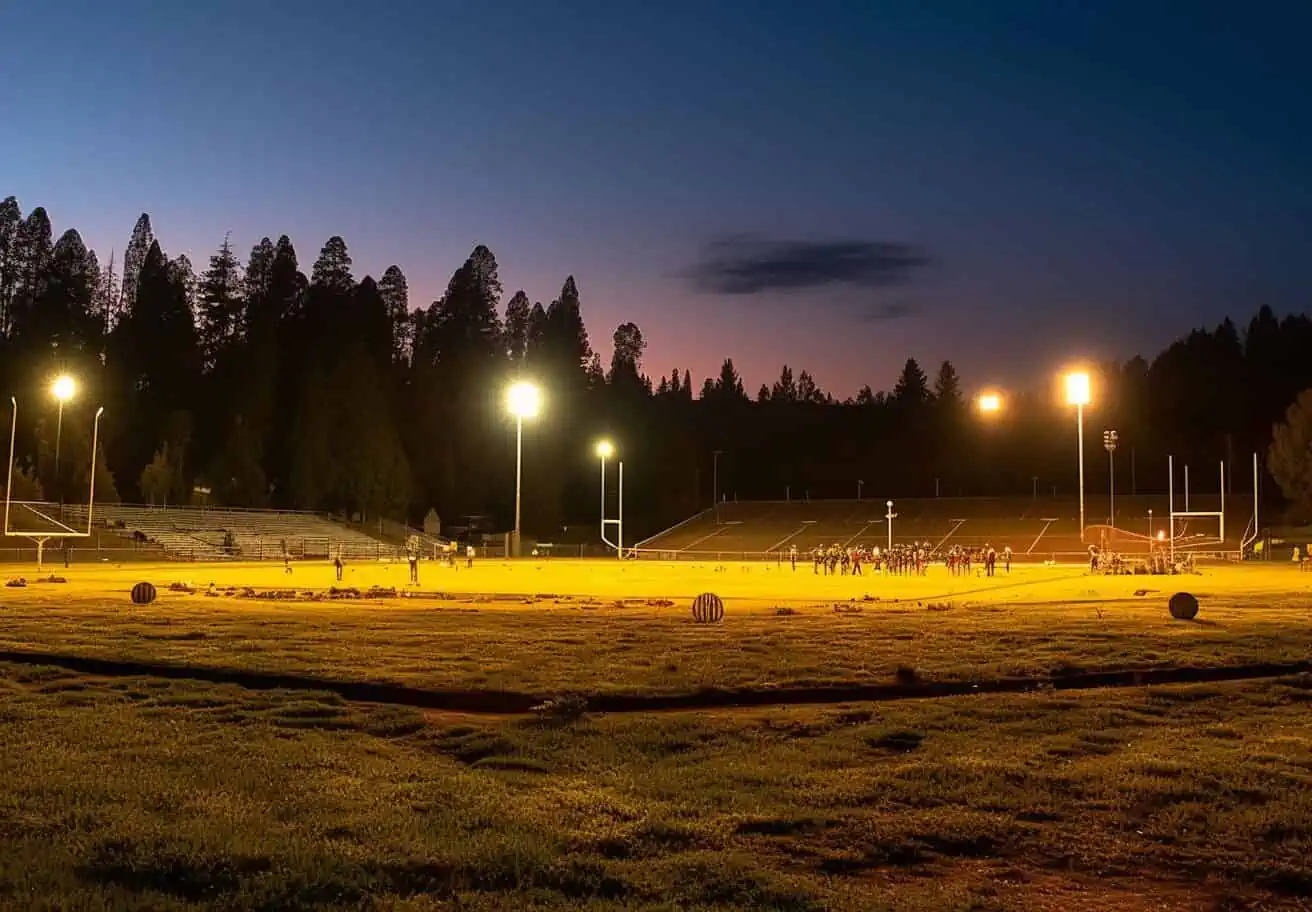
1168, 591, 1199, 620
691, 592, 724, 623
131, 581, 157, 605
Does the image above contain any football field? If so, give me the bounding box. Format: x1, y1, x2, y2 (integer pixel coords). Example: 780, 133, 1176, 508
14, 554, 1312, 610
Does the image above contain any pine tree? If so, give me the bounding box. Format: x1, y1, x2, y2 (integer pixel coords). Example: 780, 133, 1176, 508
243, 238, 275, 309
379, 265, 411, 366
10, 207, 53, 343
796, 370, 824, 404
541, 276, 591, 385
38, 229, 99, 353
771, 366, 797, 402
119, 213, 153, 315
96, 250, 120, 342
310, 236, 353, 293
712, 359, 746, 400
893, 358, 930, 405
0, 196, 21, 337
933, 360, 962, 403
197, 235, 244, 371
525, 301, 548, 364
503, 290, 531, 364
609, 322, 646, 383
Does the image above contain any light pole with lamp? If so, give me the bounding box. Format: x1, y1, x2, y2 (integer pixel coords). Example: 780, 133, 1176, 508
1063, 371, 1092, 539
51, 374, 76, 518
596, 439, 624, 558
1103, 429, 1118, 526
506, 381, 541, 558
885, 500, 897, 550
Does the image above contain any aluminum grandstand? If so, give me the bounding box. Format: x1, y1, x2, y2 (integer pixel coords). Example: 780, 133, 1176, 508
0, 503, 433, 562
632, 494, 1251, 562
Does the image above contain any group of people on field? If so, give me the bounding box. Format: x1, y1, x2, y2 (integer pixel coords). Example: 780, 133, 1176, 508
788, 542, 1013, 577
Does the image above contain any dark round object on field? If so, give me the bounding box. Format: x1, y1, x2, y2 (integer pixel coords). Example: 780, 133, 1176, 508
692, 592, 725, 623
1168, 592, 1199, 620
131, 581, 157, 605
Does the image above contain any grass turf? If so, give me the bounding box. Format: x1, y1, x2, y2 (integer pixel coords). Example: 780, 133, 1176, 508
2, 664, 1310, 910
2, 559, 1310, 909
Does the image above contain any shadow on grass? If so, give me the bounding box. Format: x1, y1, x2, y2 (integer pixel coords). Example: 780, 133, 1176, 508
3, 648, 1312, 716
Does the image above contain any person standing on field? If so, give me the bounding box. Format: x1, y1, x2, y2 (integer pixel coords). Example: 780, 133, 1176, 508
466, 544, 475, 569
334, 549, 344, 582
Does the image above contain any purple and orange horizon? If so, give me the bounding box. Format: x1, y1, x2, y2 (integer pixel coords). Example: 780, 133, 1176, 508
4, 1, 1308, 397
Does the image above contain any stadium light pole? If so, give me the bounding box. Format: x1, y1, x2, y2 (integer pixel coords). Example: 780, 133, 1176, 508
51, 374, 76, 518
506, 381, 541, 558
885, 499, 897, 549
1103, 429, 1118, 527
1064, 371, 1092, 539
596, 439, 623, 558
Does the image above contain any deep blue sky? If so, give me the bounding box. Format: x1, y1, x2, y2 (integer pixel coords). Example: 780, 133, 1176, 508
3, 0, 1309, 397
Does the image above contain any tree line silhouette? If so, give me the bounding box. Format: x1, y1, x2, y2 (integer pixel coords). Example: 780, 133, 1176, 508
2, 195, 1310, 539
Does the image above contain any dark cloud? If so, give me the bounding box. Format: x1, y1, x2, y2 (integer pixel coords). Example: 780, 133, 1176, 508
860, 300, 915, 322
688, 237, 926, 296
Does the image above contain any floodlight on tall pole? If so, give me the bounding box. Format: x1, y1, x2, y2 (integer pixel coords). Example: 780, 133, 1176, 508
596, 439, 624, 559
506, 381, 541, 558
885, 500, 897, 550
1064, 371, 1091, 539
1103, 429, 1118, 526
51, 374, 76, 517
976, 392, 1002, 414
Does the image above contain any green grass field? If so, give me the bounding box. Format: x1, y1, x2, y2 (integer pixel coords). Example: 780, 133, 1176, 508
2, 558, 1311, 909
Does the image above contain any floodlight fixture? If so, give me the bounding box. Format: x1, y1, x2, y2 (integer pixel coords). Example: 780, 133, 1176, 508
507, 381, 541, 419
51, 375, 76, 402
1064, 371, 1091, 407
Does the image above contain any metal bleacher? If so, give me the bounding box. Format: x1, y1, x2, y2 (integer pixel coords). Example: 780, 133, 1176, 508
634, 494, 1250, 562
64, 504, 402, 562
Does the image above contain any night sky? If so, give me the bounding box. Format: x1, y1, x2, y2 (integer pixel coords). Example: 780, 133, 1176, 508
3, 0, 1308, 396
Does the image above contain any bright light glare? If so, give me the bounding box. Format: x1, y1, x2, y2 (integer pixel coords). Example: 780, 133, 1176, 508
977, 392, 1002, 413
1064, 371, 1091, 407
506, 381, 541, 419
51, 375, 76, 402
595, 440, 614, 459
1156, 530, 1166, 542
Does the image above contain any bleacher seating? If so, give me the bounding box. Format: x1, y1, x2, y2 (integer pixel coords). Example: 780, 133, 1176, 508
637, 495, 1250, 561
63, 504, 401, 561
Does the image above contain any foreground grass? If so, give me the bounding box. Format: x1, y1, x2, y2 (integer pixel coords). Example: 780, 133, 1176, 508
2, 593, 1311, 698
2, 663, 1311, 910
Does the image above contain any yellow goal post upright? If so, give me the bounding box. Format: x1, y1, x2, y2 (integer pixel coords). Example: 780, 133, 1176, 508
5, 397, 105, 570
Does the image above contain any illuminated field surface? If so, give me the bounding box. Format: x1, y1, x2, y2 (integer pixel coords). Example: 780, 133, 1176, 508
2, 559, 1310, 910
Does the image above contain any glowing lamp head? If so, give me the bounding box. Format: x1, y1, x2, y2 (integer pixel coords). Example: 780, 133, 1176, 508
595, 440, 614, 460
1156, 530, 1166, 542
506, 381, 541, 419
51, 375, 76, 403
1064, 371, 1091, 407
977, 392, 1002, 413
